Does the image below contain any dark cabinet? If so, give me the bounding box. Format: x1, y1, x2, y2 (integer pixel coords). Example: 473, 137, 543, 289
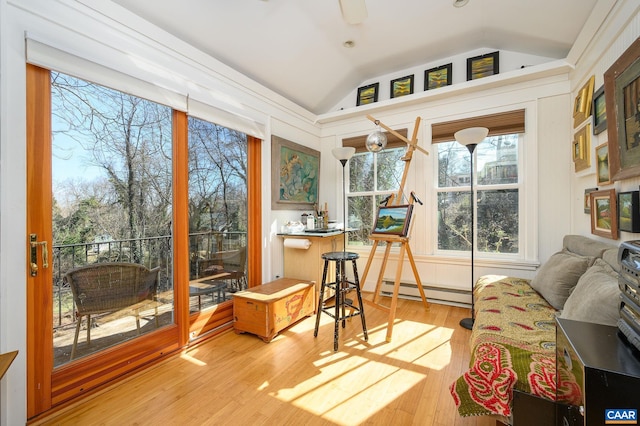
555, 318, 640, 426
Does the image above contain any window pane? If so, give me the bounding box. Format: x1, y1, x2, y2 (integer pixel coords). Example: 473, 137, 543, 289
349, 152, 374, 192
51, 71, 174, 366
437, 191, 470, 251
376, 148, 405, 191
477, 189, 519, 253
188, 117, 248, 314
347, 195, 374, 246
437, 142, 470, 187
477, 134, 519, 185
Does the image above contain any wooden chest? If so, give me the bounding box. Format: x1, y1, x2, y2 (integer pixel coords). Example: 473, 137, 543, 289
233, 278, 315, 342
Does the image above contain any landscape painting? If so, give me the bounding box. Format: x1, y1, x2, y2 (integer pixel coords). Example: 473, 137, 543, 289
372, 204, 414, 236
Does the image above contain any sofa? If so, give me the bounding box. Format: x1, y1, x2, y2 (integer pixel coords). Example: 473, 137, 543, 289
449, 235, 621, 423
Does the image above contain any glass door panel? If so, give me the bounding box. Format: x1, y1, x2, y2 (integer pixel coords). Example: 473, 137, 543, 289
50, 71, 175, 366
187, 116, 248, 316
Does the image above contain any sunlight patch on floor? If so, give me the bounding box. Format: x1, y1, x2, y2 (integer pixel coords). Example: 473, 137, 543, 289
271, 354, 425, 424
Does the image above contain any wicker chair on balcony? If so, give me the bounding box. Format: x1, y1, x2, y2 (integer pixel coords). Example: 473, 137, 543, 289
64, 262, 160, 360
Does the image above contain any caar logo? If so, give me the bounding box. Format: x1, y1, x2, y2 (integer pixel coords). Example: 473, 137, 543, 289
606, 409, 638, 424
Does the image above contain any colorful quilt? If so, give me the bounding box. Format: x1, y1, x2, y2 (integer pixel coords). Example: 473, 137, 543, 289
449, 275, 558, 418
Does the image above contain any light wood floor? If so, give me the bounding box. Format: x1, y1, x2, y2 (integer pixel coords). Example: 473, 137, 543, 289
36, 297, 497, 426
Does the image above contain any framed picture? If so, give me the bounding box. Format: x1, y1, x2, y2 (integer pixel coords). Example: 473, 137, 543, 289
356, 82, 379, 106
390, 75, 414, 98
573, 75, 595, 128
424, 64, 452, 90
573, 123, 591, 172
592, 85, 607, 135
618, 191, 640, 233
604, 38, 640, 181
466, 51, 499, 81
595, 142, 611, 185
590, 189, 618, 240
584, 187, 598, 214
271, 136, 320, 210
371, 204, 414, 236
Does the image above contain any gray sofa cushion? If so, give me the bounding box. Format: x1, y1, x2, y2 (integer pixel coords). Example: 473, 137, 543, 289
560, 258, 620, 326
563, 234, 616, 258
602, 247, 620, 272
530, 249, 595, 310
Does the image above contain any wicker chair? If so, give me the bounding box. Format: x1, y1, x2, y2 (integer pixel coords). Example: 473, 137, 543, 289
64, 262, 160, 360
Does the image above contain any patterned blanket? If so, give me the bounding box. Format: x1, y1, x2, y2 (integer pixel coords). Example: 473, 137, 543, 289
450, 275, 558, 418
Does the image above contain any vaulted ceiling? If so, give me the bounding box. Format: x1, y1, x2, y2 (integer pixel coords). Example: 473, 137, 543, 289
113, 0, 600, 115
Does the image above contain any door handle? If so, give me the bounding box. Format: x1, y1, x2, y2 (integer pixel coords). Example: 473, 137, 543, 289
29, 234, 48, 277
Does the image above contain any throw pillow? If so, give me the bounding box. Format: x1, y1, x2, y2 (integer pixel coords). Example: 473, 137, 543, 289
560, 259, 620, 326
530, 250, 594, 310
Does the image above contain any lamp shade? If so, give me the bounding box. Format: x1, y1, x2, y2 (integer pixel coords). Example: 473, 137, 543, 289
332, 147, 356, 161
454, 127, 488, 146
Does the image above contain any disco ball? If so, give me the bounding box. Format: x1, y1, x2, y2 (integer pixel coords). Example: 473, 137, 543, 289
365, 130, 387, 153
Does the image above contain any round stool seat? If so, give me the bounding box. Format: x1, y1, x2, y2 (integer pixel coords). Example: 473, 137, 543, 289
321, 251, 359, 262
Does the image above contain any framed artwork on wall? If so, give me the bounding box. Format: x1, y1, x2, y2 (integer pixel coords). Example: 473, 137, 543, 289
573, 75, 595, 128
592, 85, 607, 135
466, 51, 499, 81
604, 37, 640, 181
371, 204, 414, 237
390, 75, 414, 98
270, 136, 320, 210
356, 82, 379, 106
590, 188, 618, 240
618, 190, 640, 233
595, 142, 611, 185
584, 187, 598, 214
573, 123, 591, 172
424, 64, 452, 90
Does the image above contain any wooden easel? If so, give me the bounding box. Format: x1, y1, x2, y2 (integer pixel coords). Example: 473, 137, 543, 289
359, 115, 430, 342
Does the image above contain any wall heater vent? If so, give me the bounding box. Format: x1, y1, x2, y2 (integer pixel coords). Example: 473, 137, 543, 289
380, 280, 471, 308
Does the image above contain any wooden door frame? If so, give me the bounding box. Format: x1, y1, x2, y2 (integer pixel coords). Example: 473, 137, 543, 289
26, 65, 263, 419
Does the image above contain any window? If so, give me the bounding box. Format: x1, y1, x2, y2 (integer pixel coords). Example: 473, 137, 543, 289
347, 147, 405, 245
437, 134, 520, 254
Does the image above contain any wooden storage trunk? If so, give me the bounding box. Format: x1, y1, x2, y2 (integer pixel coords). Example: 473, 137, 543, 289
233, 278, 315, 342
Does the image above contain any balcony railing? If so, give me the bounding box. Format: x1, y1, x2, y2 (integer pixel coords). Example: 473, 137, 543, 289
53, 231, 246, 328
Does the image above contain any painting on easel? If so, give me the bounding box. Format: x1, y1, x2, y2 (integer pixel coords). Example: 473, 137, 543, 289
372, 204, 413, 236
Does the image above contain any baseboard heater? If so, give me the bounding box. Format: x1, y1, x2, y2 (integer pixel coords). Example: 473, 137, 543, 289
380, 279, 471, 308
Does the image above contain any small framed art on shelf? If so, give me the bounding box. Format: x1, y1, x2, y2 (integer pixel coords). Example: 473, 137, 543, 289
467, 51, 499, 81
424, 64, 452, 90
356, 83, 379, 106
390, 75, 414, 98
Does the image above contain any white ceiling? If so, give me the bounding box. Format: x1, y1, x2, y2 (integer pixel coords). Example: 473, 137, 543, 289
112, 0, 600, 115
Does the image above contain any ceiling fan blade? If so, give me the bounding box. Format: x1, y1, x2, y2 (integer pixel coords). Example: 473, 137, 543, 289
339, 0, 367, 24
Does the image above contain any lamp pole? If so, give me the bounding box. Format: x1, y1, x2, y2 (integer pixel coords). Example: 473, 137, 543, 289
454, 127, 488, 330
332, 147, 356, 253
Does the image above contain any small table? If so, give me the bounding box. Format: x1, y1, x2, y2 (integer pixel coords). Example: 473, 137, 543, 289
189, 272, 230, 310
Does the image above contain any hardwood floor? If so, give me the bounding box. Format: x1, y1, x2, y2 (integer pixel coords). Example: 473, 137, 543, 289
35, 297, 497, 426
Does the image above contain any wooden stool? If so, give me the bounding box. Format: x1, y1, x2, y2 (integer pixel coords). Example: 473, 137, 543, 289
314, 251, 368, 351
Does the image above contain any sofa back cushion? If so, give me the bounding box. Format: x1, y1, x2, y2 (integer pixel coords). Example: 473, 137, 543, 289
559, 258, 620, 326
530, 249, 595, 310
563, 234, 616, 258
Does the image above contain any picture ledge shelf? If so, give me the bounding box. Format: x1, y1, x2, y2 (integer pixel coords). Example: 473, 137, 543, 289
316, 59, 573, 124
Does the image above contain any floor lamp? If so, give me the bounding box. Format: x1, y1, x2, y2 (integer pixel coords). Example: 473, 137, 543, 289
454, 127, 488, 330
331, 147, 356, 252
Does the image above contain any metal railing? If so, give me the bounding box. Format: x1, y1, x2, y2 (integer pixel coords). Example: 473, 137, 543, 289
53, 231, 246, 328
